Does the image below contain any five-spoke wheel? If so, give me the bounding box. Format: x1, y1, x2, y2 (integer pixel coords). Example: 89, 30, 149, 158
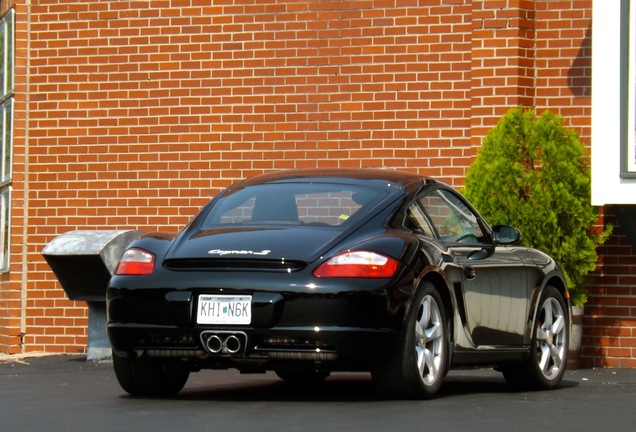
536, 294, 568, 380
502, 285, 569, 390
415, 293, 445, 387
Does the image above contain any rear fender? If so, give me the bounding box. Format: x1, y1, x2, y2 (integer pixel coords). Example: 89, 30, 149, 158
123, 232, 176, 259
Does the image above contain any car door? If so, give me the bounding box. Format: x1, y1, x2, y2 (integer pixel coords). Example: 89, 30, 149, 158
415, 188, 532, 347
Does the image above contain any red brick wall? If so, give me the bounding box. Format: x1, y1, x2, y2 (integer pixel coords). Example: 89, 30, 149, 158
586, 212, 636, 368
0, 0, 24, 354
1, 0, 632, 366
535, 1, 592, 137
23, 0, 478, 353
471, 0, 535, 144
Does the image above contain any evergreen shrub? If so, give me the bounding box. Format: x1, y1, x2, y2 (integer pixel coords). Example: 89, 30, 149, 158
464, 107, 611, 306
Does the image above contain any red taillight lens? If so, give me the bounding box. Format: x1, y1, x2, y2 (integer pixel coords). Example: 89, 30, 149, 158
115, 248, 155, 276
313, 251, 399, 278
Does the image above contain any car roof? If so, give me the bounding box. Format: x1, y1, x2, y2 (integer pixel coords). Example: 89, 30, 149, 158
229, 168, 436, 191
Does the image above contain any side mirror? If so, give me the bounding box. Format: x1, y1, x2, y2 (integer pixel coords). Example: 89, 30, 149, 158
492, 225, 522, 245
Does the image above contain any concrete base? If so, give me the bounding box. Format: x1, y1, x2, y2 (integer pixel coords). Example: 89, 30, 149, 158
86, 302, 111, 361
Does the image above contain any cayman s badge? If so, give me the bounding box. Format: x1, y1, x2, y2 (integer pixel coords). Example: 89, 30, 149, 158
208, 249, 272, 256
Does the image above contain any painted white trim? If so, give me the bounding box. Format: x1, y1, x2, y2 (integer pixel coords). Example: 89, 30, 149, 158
591, 0, 636, 205
629, 0, 636, 174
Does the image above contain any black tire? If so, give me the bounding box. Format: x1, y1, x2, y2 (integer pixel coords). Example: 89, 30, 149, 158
112, 352, 190, 397
502, 285, 569, 390
373, 281, 449, 399
275, 369, 330, 383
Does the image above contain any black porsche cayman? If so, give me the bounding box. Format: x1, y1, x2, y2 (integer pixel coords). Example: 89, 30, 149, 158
106, 168, 571, 399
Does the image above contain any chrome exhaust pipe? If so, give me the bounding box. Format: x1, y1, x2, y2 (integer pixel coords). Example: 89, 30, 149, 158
206, 335, 224, 354
201, 331, 247, 355
224, 335, 241, 354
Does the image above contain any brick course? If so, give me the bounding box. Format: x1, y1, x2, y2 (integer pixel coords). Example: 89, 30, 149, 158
0, 0, 633, 367
586, 210, 636, 368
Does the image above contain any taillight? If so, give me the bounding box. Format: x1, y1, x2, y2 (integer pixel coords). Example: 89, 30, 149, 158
313, 251, 399, 278
115, 248, 155, 276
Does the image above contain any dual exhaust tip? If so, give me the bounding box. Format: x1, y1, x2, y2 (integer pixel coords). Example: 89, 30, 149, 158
200, 331, 247, 355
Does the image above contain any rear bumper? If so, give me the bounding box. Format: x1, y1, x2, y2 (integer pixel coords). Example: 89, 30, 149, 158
107, 323, 399, 371
106, 269, 412, 371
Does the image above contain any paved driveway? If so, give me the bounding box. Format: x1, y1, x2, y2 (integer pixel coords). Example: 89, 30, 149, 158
1, 354, 635, 432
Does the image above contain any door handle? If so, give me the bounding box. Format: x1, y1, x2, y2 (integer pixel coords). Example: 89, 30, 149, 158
464, 266, 476, 281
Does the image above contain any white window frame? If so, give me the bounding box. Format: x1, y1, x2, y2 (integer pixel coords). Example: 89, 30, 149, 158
0, 187, 10, 271
624, 0, 636, 176
1, 98, 13, 185
0, 9, 14, 272
0, 9, 14, 99
591, 0, 636, 204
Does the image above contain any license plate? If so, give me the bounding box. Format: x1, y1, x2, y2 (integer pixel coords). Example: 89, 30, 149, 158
197, 295, 252, 325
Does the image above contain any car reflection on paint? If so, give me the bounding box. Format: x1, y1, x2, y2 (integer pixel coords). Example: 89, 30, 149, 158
106, 168, 570, 399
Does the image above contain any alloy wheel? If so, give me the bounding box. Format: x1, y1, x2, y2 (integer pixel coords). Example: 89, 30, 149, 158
536, 296, 567, 380
415, 295, 444, 386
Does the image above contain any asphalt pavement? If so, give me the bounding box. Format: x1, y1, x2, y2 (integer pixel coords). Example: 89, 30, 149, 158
1, 354, 635, 432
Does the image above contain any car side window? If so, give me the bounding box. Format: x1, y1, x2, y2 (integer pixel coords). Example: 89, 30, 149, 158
418, 189, 485, 244
405, 203, 436, 238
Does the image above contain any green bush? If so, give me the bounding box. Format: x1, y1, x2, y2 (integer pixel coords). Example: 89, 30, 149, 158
464, 107, 611, 306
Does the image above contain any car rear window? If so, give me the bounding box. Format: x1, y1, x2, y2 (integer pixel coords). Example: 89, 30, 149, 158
201, 183, 386, 228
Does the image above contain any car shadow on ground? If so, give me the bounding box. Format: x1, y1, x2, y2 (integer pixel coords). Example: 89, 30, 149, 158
124, 370, 580, 403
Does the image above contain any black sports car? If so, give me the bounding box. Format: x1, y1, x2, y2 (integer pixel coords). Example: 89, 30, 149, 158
106, 168, 570, 399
